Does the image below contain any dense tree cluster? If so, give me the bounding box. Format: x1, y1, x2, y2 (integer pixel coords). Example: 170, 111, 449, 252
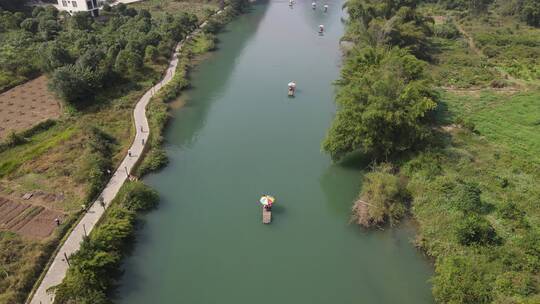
324, 0, 436, 161
346, 0, 433, 59
0, 4, 199, 103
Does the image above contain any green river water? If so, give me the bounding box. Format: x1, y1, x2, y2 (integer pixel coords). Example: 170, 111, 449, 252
117, 1, 434, 303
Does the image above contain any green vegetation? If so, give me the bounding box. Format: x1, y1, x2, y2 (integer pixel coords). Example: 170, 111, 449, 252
0, 4, 199, 96
324, 0, 438, 161
127, 0, 218, 20
0, 2, 229, 303
53, 181, 159, 304
0, 215, 78, 304
333, 0, 540, 302
460, 15, 540, 81
323, 46, 437, 160
351, 163, 408, 227
52, 7, 248, 303
76, 127, 116, 204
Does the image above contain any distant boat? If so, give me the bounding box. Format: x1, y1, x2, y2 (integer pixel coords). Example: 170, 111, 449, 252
288, 81, 296, 97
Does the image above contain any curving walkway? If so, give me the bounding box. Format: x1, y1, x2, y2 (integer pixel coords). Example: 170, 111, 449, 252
28, 28, 202, 304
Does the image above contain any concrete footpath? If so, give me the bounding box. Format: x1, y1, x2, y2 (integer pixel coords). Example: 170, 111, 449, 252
28, 36, 189, 304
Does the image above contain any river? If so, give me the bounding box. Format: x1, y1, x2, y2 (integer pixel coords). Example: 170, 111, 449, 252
117, 1, 434, 303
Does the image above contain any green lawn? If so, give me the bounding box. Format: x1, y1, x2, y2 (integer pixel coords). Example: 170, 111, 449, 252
441, 91, 540, 163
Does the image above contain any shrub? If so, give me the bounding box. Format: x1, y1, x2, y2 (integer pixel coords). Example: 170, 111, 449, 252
455, 116, 477, 133
53, 182, 159, 303
5, 131, 27, 147
433, 255, 495, 304
352, 163, 408, 227
455, 214, 499, 246
434, 19, 461, 39
77, 127, 116, 203
118, 181, 159, 212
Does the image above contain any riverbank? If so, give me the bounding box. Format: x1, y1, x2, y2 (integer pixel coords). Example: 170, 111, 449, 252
334, 1, 540, 303
40, 4, 250, 304
0, 2, 214, 303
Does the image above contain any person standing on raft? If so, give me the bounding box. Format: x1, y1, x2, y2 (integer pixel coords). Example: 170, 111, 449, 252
288, 81, 296, 96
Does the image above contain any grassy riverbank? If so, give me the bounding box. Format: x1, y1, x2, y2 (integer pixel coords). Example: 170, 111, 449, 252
330, 0, 540, 302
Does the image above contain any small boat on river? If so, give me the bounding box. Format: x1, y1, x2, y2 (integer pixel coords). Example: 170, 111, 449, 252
288, 81, 296, 97
260, 195, 275, 224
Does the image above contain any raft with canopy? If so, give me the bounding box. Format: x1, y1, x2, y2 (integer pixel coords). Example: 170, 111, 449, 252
288, 82, 296, 97
260, 195, 275, 224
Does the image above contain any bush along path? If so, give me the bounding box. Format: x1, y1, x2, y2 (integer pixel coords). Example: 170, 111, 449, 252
27, 11, 224, 304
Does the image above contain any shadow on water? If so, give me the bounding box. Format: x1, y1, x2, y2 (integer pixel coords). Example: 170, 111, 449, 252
160, 4, 269, 154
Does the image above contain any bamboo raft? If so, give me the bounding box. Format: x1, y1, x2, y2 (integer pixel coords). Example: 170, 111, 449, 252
262, 207, 272, 224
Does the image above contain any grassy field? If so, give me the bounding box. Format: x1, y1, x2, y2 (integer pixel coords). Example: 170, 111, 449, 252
400, 4, 540, 303
441, 91, 540, 164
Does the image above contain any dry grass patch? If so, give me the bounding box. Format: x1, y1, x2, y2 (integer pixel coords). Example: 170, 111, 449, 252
0, 76, 62, 140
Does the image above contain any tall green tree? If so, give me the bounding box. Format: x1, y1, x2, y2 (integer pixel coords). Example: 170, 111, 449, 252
49, 64, 101, 103
323, 47, 437, 160
521, 0, 540, 27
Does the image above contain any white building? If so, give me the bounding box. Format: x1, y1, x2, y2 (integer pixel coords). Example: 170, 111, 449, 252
55, 0, 100, 17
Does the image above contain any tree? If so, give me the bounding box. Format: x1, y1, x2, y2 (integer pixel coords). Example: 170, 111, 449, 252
49, 64, 101, 103
40, 41, 72, 72
20, 18, 38, 33
69, 12, 93, 31
323, 47, 437, 161
38, 19, 60, 40
521, 0, 540, 27
120, 181, 159, 212
114, 49, 142, 78
0, 9, 21, 32
384, 7, 433, 59
144, 45, 158, 63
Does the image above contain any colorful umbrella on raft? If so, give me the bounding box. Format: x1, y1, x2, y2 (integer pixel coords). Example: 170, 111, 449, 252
259, 195, 275, 206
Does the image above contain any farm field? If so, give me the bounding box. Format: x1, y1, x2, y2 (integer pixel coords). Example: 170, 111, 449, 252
0, 197, 64, 239
0, 76, 61, 140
